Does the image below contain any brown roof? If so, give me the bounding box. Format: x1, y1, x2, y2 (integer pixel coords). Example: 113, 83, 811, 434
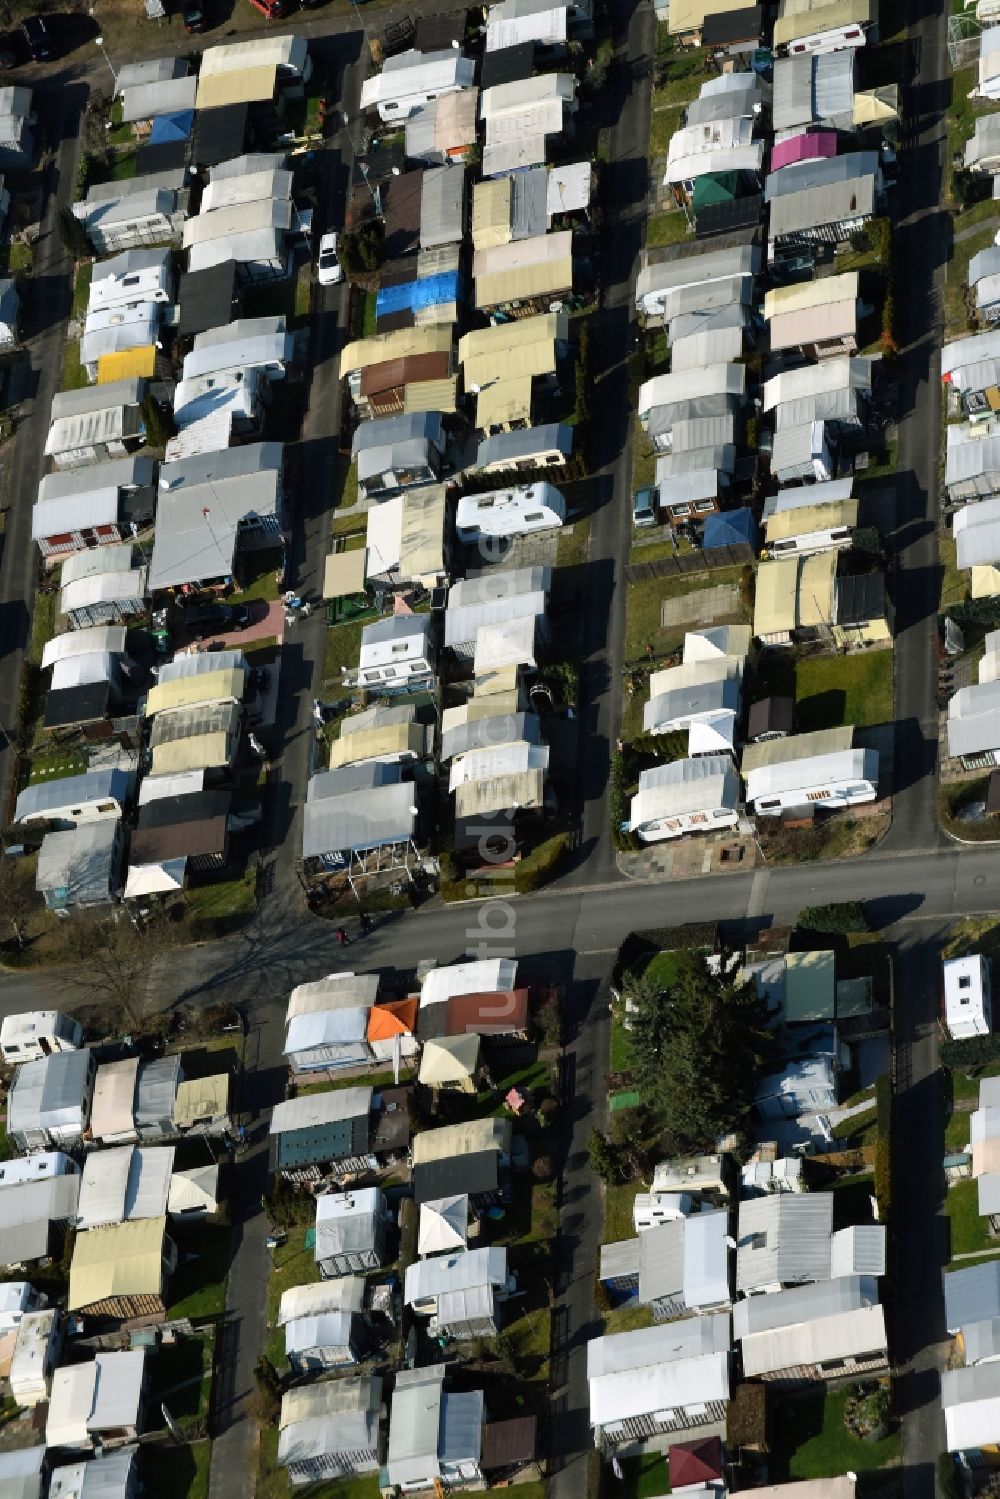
360, 351, 452, 399
383, 172, 423, 258
446, 988, 531, 1037
987, 769, 1000, 815
129, 817, 228, 865
371, 1085, 411, 1155
481, 1417, 538, 1470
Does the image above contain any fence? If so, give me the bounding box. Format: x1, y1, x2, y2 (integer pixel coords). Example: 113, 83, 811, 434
624, 542, 755, 583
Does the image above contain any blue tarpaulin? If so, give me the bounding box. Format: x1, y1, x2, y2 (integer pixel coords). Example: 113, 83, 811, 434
376, 270, 462, 320
149, 109, 194, 145
702, 507, 759, 550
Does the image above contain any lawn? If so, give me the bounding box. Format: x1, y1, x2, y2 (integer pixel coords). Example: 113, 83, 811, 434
27, 745, 89, 783
168, 1223, 232, 1320
61, 337, 88, 391
333, 454, 359, 511
624, 564, 749, 663
945, 222, 996, 339
610, 1014, 633, 1071
183, 873, 257, 938
149, 1331, 214, 1431
142, 1443, 211, 1499
323, 619, 366, 687
939, 535, 968, 614
27, 589, 57, 667
233, 547, 284, 605
607, 1453, 671, 1499
264, 1222, 317, 1367
770, 1386, 900, 1480
646, 208, 690, 248
71, 261, 93, 321
943, 917, 1000, 966
556, 513, 591, 568
793, 648, 894, 731
503, 1288, 552, 1383
643, 950, 681, 988
945, 1178, 993, 1258
603, 1181, 637, 1243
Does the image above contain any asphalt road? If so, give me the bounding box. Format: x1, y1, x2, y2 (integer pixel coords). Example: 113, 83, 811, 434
0, 83, 86, 822
205, 50, 362, 1499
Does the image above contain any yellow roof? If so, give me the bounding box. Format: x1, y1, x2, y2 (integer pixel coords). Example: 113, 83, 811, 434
145, 668, 246, 718
754, 556, 799, 638
798, 551, 837, 626
741, 725, 854, 773
476, 376, 534, 429
473, 233, 574, 310
340, 325, 452, 378
765, 500, 859, 541
669, 0, 747, 33
404, 377, 458, 415
195, 64, 277, 110
173, 1073, 230, 1128
418, 1034, 481, 1086
474, 665, 521, 698
150, 732, 232, 775
98, 346, 156, 383
323, 547, 367, 600
68, 1216, 166, 1311
972, 565, 1000, 599
764, 272, 859, 320
472, 177, 512, 250
327, 722, 425, 770
774, 0, 869, 44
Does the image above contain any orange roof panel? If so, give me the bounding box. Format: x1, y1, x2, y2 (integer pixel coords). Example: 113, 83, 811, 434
367, 997, 418, 1042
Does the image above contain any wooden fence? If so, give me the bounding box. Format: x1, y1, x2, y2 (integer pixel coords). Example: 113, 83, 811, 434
625, 542, 755, 584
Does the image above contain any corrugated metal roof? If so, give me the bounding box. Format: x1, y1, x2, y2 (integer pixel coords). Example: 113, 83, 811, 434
270, 1086, 372, 1137
68, 1218, 166, 1310
742, 1303, 885, 1377
829, 1223, 886, 1277
278, 1277, 365, 1325
736, 1192, 833, 1292
412, 1116, 511, 1164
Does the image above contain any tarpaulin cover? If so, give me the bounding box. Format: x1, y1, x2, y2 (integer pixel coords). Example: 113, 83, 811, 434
376, 271, 462, 320
149, 109, 194, 145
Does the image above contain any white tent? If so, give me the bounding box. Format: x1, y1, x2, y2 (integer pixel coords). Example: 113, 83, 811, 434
124, 858, 187, 900
418, 1195, 469, 1256
167, 1164, 219, 1217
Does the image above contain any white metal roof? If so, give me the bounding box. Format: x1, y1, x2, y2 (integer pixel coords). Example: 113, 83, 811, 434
277, 1277, 366, 1326
421, 958, 517, 1007
270, 1086, 372, 1138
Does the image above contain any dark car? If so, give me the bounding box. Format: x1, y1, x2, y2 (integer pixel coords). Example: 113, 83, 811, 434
182, 0, 206, 30
180, 601, 251, 640
19, 15, 53, 60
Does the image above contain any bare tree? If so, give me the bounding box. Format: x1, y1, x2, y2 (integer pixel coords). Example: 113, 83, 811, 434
0, 849, 40, 950
63, 909, 175, 1030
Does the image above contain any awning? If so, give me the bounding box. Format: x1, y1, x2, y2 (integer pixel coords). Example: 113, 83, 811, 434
124, 858, 187, 898
99, 346, 157, 383
323, 548, 368, 600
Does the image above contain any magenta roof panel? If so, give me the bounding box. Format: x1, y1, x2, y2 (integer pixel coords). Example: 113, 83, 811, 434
770, 131, 838, 171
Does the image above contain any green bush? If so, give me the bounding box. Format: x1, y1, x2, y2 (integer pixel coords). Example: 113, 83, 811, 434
610, 754, 639, 850
514, 832, 571, 893
797, 902, 872, 934
875, 1073, 891, 1140
941, 1034, 1000, 1069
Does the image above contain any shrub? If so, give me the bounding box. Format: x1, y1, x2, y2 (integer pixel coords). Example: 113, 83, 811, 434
739, 563, 755, 614
587, 1129, 627, 1184
140, 395, 175, 449
610, 754, 640, 851
797, 902, 871, 934
727, 1381, 768, 1451
514, 832, 571, 893
253, 1357, 281, 1424
593, 1276, 612, 1313
57, 207, 90, 261
941, 1033, 1000, 1069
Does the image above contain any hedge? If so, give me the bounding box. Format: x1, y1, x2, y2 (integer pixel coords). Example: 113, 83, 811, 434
941, 1033, 1000, 1070
513, 832, 571, 893
874, 1072, 892, 1221
796, 902, 872, 935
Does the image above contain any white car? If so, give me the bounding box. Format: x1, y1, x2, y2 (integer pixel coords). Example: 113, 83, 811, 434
317, 231, 343, 286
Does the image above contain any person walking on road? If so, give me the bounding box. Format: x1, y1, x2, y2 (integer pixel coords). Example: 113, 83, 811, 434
336, 926, 350, 946
360, 912, 374, 937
